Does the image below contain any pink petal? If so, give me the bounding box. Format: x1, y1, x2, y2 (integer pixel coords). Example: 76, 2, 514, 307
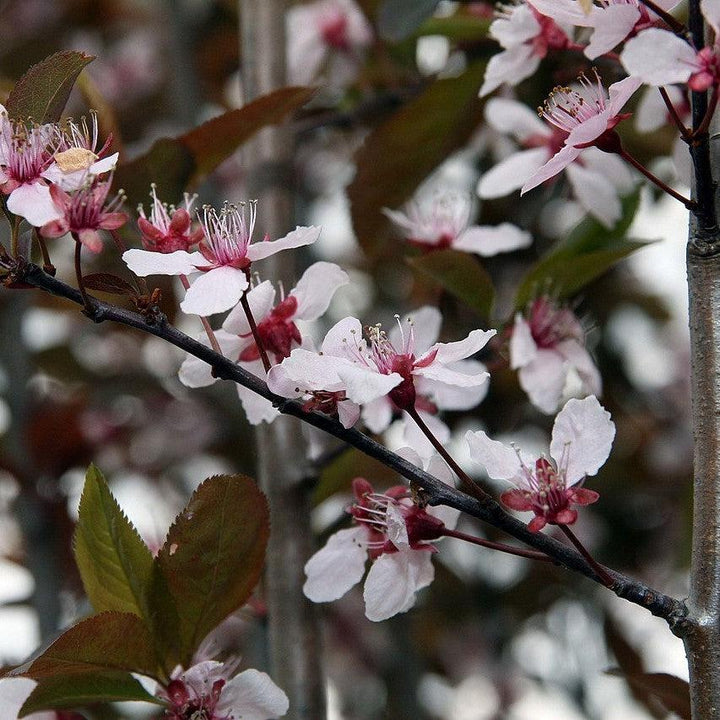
78, 228, 104, 253
566, 162, 622, 228
416, 358, 489, 411
338, 400, 361, 428
219, 669, 289, 720
303, 527, 368, 602
334, 361, 403, 404
509, 315, 537, 369
98, 211, 128, 231
518, 349, 568, 414
550, 395, 615, 486
571, 487, 600, 506
122, 248, 202, 276
7, 182, 62, 227
236, 381, 279, 425
180, 266, 250, 316
607, 75, 643, 116
360, 396, 393, 433
414, 363, 489, 388
485, 98, 548, 141
421, 329, 496, 366
291, 261, 349, 320
584, 4, 640, 59
363, 550, 434, 622
246, 225, 321, 261
527, 0, 596, 27
489, 4, 541, 46
320, 316, 365, 357
521, 145, 582, 194
389, 306, 441, 355
501, 488, 534, 511
454, 223, 533, 256
480, 45, 540, 97
179, 331, 243, 388
556, 339, 602, 397
465, 430, 525, 480
565, 112, 613, 148
478, 148, 550, 199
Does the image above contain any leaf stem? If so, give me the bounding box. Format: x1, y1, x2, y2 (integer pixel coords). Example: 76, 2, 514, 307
441, 527, 554, 562
33, 230, 56, 276
659, 87, 692, 140
72, 235, 93, 312
559, 524, 614, 587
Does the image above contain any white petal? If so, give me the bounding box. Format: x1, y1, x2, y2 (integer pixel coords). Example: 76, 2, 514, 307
607, 75, 644, 117
702, 0, 720, 35
237, 377, 279, 425
415, 363, 489, 388
489, 4, 540, 46
417, 359, 489, 410
485, 98, 548, 140
566, 162, 622, 228
454, 223, 533, 256
584, 4, 640, 59
478, 148, 550, 198
180, 266, 249, 316
425, 454, 461, 529
303, 527, 368, 602
465, 430, 525, 480
479, 45, 540, 97
386, 503, 410, 548
550, 395, 615, 486
522, 145, 582, 194
518, 349, 568, 414
291, 261, 349, 320
223, 280, 276, 334
0, 677, 47, 720
527, 0, 596, 26
338, 400, 361, 428
320, 316, 365, 358
246, 225, 321, 261
178, 332, 243, 388
509, 315, 537, 369
337, 362, 403, 404
122, 249, 202, 277
219, 669, 290, 720
580, 147, 636, 193
361, 396, 394, 434
390, 306, 441, 355
267, 349, 344, 393
621, 29, 696, 86
363, 550, 434, 622
558, 339, 602, 397
8, 182, 62, 226
421, 328, 496, 366
402, 410, 450, 459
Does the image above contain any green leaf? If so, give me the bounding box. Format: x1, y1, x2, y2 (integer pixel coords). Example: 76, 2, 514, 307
408, 249, 495, 321
19, 672, 160, 717
73, 465, 154, 620
514, 191, 648, 309
155, 475, 270, 665
115, 87, 315, 209
16, 612, 158, 679
6, 51, 94, 123
348, 62, 486, 256
378, 0, 440, 41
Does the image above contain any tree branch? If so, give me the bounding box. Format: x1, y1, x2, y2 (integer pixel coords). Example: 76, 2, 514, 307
13, 263, 688, 628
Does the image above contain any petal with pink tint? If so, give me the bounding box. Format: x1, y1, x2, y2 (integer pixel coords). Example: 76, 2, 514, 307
518, 349, 568, 414
77, 228, 104, 253
522, 145, 582, 193
180, 266, 250, 316
480, 44, 540, 97
454, 223, 533, 256
485, 98, 549, 141
701, 0, 720, 36
465, 430, 525, 481
550, 395, 615, 485
123, 248, 202, 276
236, 381, 279, 425
7, 182, 62, 226
303, 526, 368, 602
509, 315, 537, 369
422, 329, 496, 366
246, 225, 321, 261
527, 0, 596, 27
416, 359, 489, 410
584, 4, 640, 59
222, 280, 276, 335
478, 147, 550, 198
291, 261, 349, 320
621, 29, 696, 85
389, 306, 441, 356
361, 396, 393, 434
179, 331, 243, 388
566, 162, 622, 228
557, 339, 602, 397
218, 668, 289, 720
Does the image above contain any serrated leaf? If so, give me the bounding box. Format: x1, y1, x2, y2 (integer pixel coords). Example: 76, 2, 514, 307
82, 273, 139, 298
16, 612, 158, 679
378, 0, 440, 41
348, 62, 486, 256
73, 465, 154, 620
514, 191, 648, 309
155, 474, 269, 664
114, 87, 314, 209
19, 672, 160, 717
181, 86, 316, 186
6, 51, 94, 123
408, 249, 495, 321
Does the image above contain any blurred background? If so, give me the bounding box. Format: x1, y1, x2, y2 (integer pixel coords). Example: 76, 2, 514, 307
0, 0, 692, 717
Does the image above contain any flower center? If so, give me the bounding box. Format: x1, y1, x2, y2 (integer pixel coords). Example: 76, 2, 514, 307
239, 295, 301, 364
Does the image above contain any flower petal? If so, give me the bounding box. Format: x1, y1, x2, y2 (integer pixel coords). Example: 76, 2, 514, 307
479, 45, 540, 97
521, 145, 582, 194
303, 527, 368, 602
621, 29, 696, 86
246, 225, 321, 261
7, 182, 62, 226
180, 265, 249, 316
550, 395, 615, 485
566, 162, 622, 228
454, 223, 533, 256
179, 332, 243, 388
465, 430, 525, 480
421, 329, 496, 366
122, 248, 202, 276
218, 669, 289, 720
291, 261, 349, 320
518, 349, 568, 414
509, 315, 537, 369
222, 280, 276, 335
584, 4, 640, 59
478, 148, 550, 199
485, 98, 548, 140
390, 306, 441, 355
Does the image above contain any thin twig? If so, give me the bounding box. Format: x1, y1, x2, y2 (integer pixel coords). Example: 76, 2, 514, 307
441, 527, 554, 563
559, 525, 614, 587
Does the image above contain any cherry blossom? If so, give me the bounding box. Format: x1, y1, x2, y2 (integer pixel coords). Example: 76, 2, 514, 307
39, 174, 128, 253
466, 395, 615, 532
122, 201, 321, 315
179, 262, 348, 425
520, 72, 642, 196
478, 97, 635, 228
157, 660, 289, 720
383, 193, 532, 256
136, 185, 204, 253
527, 0, 680, 60
286, 0, 373, 86
621, 0, 720, 90
41, 113, 118, 191
510, 297, 601, 414
480, 2, 570, 97
303, 456, 457, 621
0, 106, 60, 227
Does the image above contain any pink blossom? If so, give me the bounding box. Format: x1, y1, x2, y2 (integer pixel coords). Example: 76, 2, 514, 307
136, 185, 204, 253
521, 72, 642, 196
40, 174, 127, 253
158, 660, 288, 720
180, 262, 348, 425
622, 0, 720, 90
41, 113, 118, 191
0, 106, 60, 227
527, 0, 680, 60
286, 0, 373, 86
383, 193, 532, 256
122, 201, 321, 315
466, 395, 615, 532
478, 97, 635, 228
480, 2, 570, 97
304, 458, 457, 621
510, 297, 601, 414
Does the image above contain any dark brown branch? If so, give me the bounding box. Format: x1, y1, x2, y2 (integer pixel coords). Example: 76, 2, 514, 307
14, 263, 687, 628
